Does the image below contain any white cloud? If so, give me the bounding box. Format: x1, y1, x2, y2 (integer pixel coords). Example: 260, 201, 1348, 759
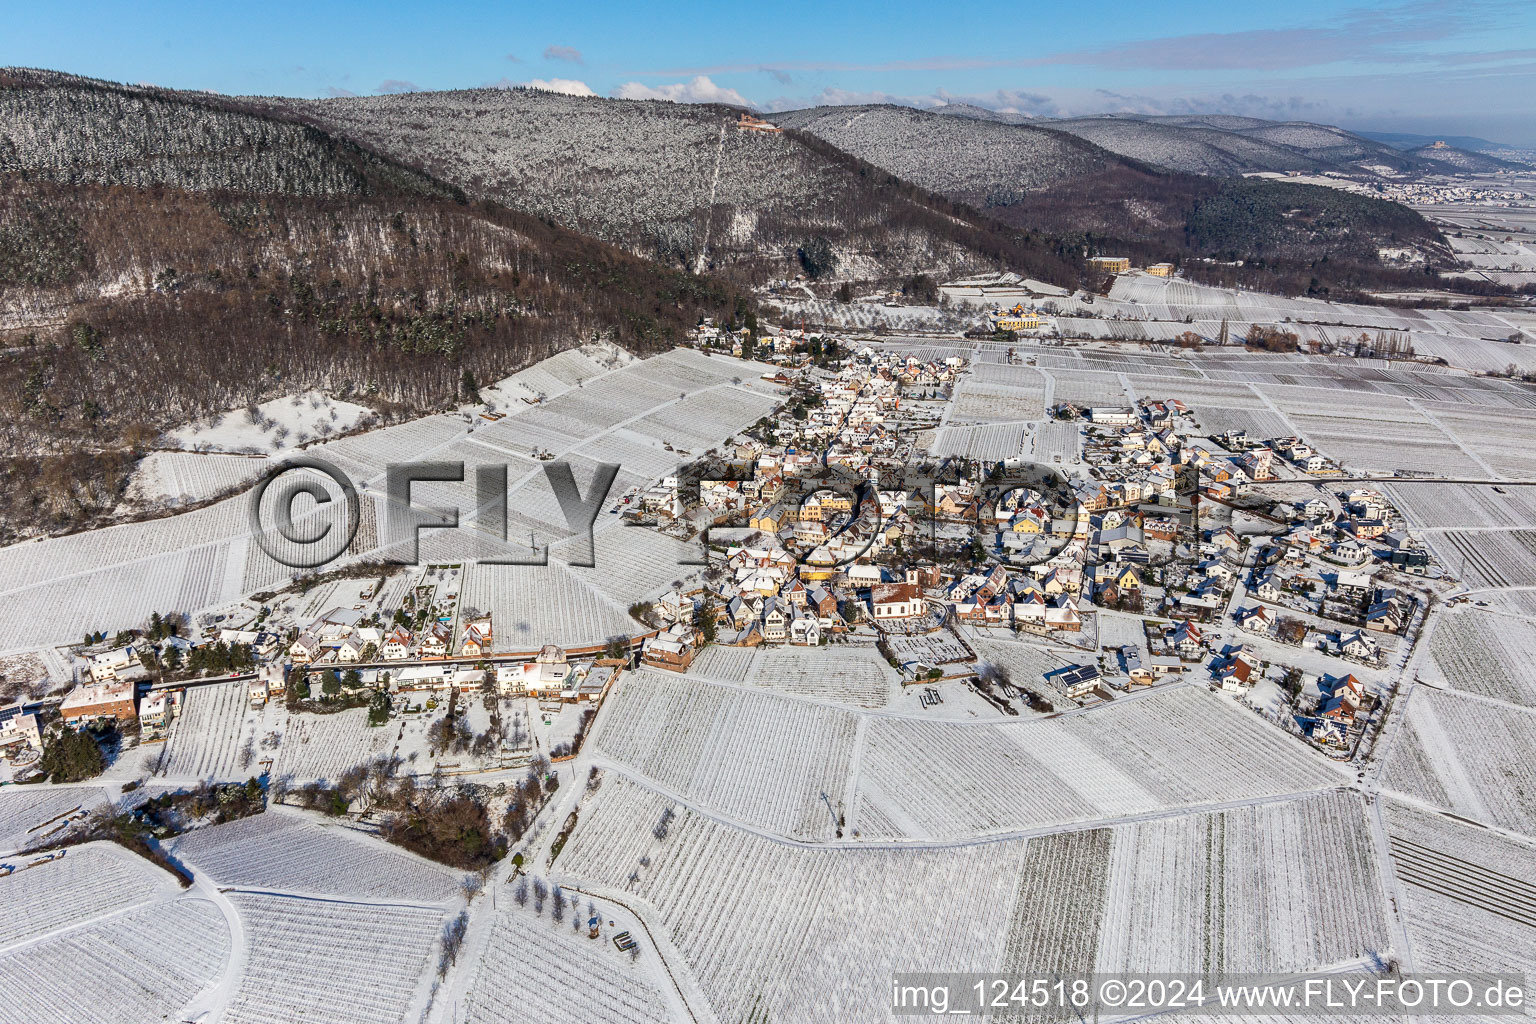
522, 77, 597, 97
613, 75, 750, 107
543, 45, 584, 64
373, 79, 420, 95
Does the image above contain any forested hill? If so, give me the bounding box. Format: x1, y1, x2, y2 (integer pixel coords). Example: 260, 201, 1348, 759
0, 71, 759, 538
0, 69, 457, 199
249, 86, 1081, 286
771, 103, 1452, 298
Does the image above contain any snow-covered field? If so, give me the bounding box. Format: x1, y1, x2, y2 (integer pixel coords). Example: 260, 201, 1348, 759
222, 891, 443, 1024
1092, 789, 1386, 974
172, 808, 465, 903
271, 708, 394, 783
1423, 605, 1536, 706
0, 843, 178, 948
733, 646, 899, 709
560, 775, 1385, 1023
854, 686, 1341, 840
1384, 798, 1536, 975
0, 894, 230, 1024
592, 671, 859, 840
560, 774, 1024, 1024
153, 680, 258, 780
168, 390, 374, 454
1381, 686, 1536, 838
125, 451, 272, 506
0, 786, 112, 854
458, 896, 678, 1024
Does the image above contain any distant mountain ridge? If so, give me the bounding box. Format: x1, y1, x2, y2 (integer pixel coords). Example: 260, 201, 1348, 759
1357, 130, 1514, 153
923, 106, 1424, 175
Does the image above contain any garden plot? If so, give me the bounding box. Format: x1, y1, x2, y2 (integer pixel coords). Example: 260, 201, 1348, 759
153, 680, 255, 781
558, 774, 1024, 1024
0, 842, 179, 948
949, 381, 1045, 423
590, 671, 859, 840
1433, 529, 1536, 589
172, 808, 463, 903
0, 895, 230, 1024
1094, 790, 1387, 974
459, 899, 677, 1024
272, 708, 393, 784
929, 423, 1028, 461
1423, 606, 1536, 706
0, 786, 111, 854
741, 646, 898, 708
126, 451, 270, 505
222, 892, 443, 1024
1383, 799, 1536, 974
1381, 687, 1536, 838
462, 561, 636, 651
856, 687, 1340, 840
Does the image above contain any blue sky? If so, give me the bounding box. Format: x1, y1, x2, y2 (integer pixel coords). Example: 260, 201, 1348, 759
8, 0, 1536, 143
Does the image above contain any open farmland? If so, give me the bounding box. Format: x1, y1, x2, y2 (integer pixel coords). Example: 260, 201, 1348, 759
0, 895, 230, 1024
591, 671, 859, 839
221, 892, 443, 1024
854, 686, 1341, 839
1424, 605, 1536, 705
1381, 687, 1536, 838
1429, 405, 1536, 479
1386, 481, 1536, 530
559, 774, 1025, 1024
172, 808, 464, 903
